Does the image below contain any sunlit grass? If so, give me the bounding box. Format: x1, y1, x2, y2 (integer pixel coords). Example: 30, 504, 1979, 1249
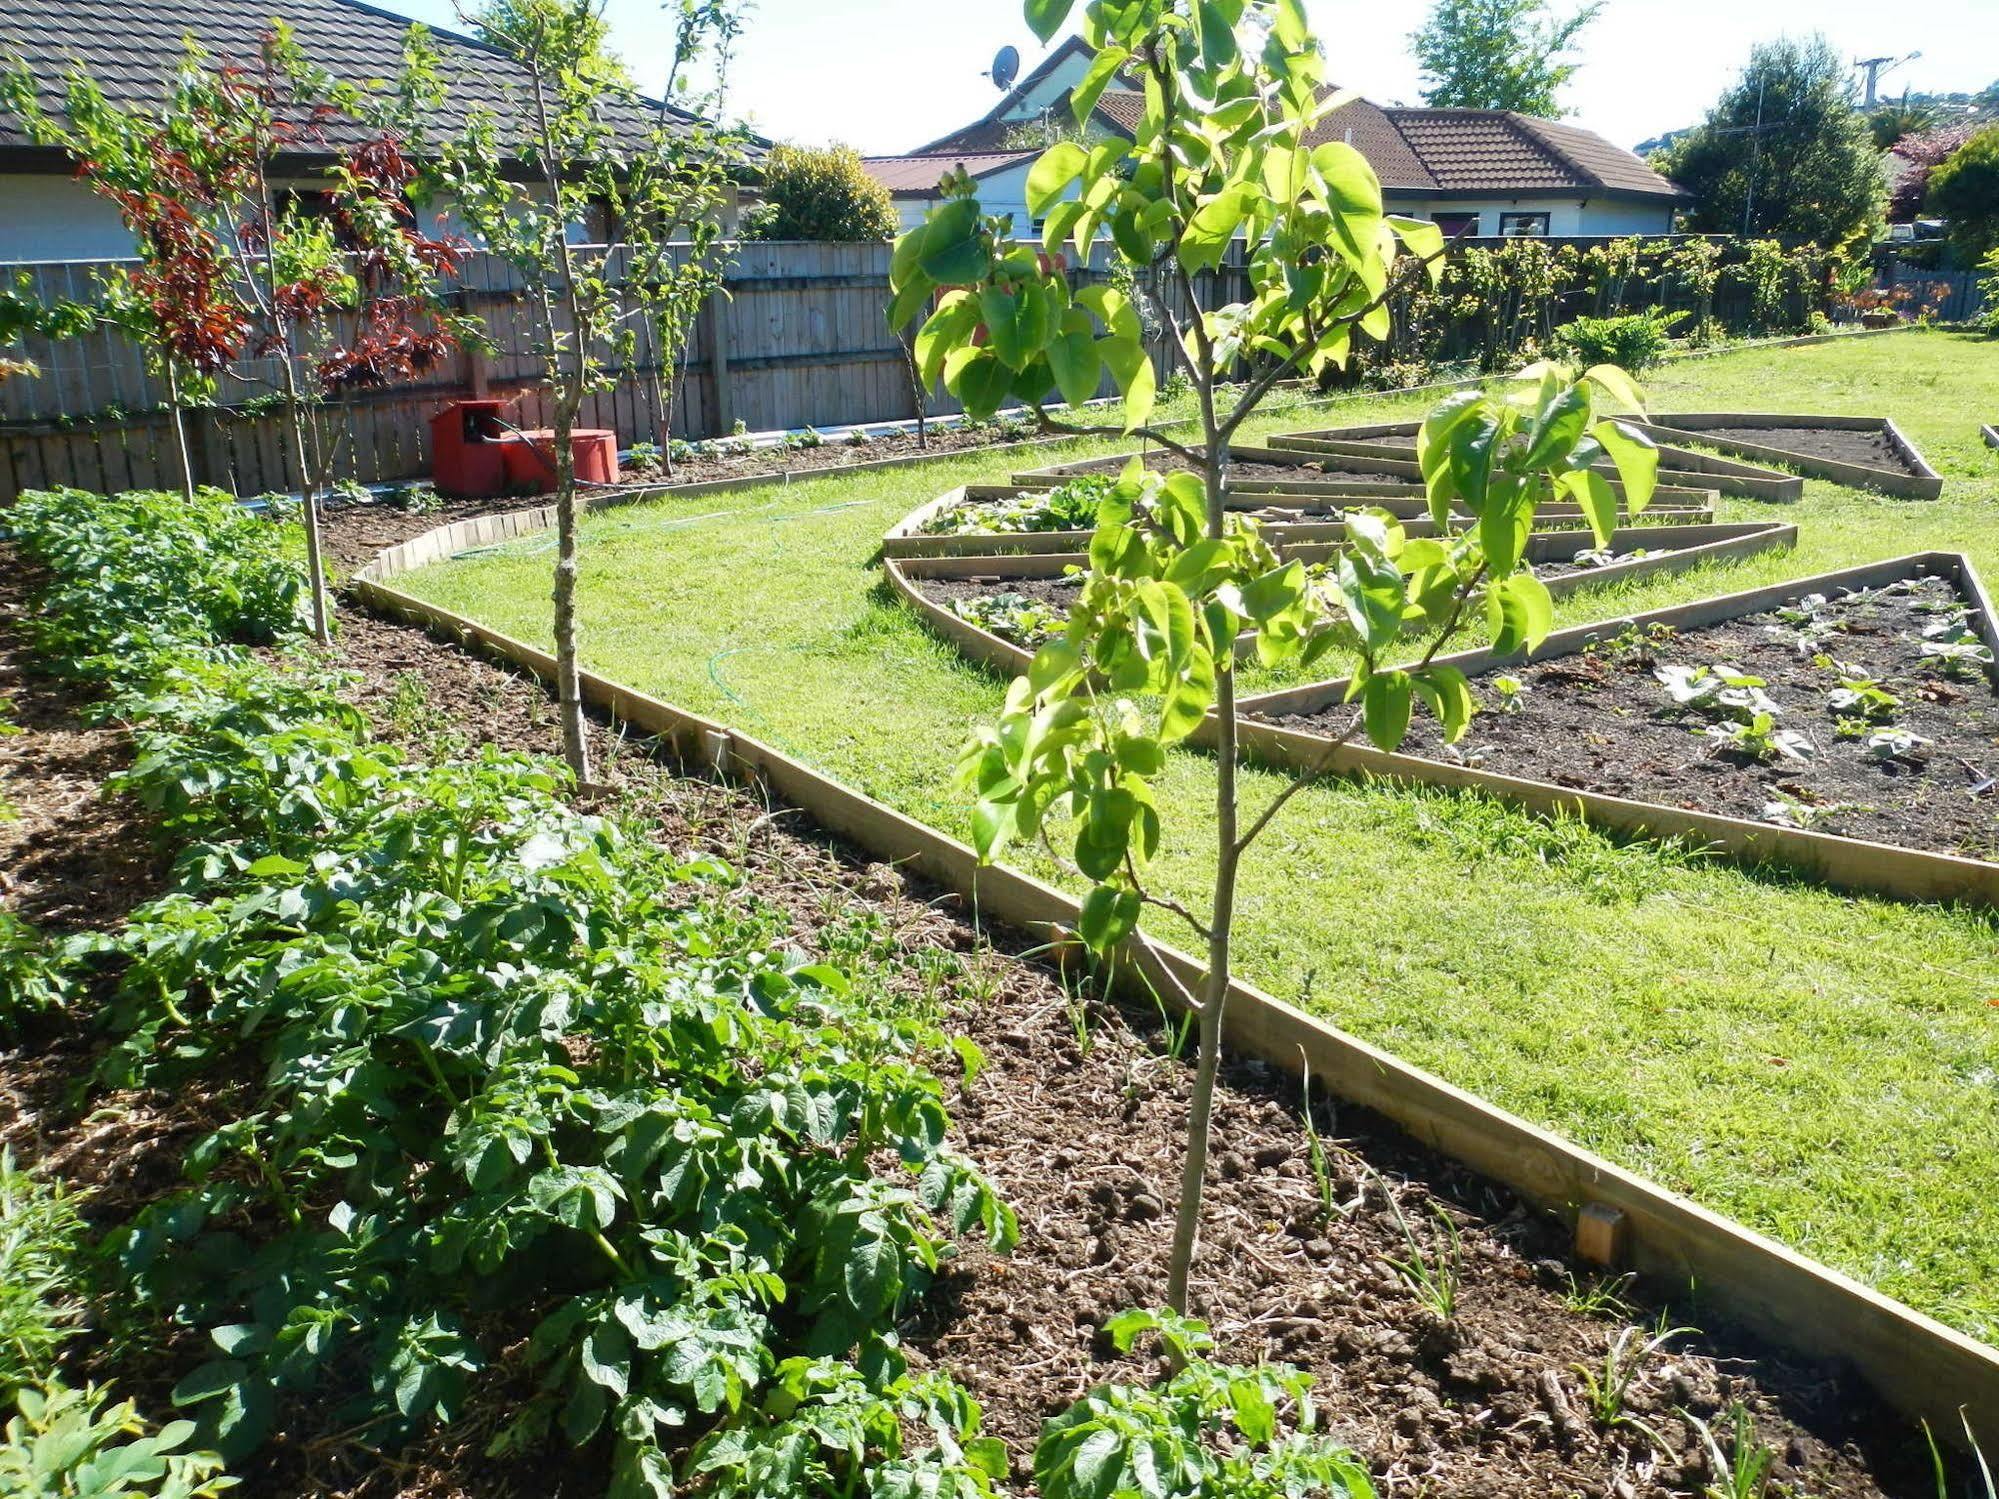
401, 329, 1999, 1342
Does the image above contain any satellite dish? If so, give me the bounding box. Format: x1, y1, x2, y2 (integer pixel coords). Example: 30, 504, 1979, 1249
990, 45, 1020, 92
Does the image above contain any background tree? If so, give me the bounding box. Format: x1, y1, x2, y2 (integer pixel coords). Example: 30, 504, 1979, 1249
1927, 126, 1999, 261
741, 143, 898, 241
2, 62, 254, 504
894, 0, 1658, 1314
1411, 0, 1602, 116
1661, 36, 1885, 249
443, 0, 752, 778
1870, 98, 1940, 151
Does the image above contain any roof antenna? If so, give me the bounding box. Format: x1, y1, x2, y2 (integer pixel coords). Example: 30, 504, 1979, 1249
986, 45, 1021, 92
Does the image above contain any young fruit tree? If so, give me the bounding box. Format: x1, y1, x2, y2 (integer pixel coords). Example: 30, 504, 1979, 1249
442, 0, 753, 777
890, 0, 1660, 1315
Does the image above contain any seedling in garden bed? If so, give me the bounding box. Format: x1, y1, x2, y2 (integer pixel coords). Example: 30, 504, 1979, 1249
1825, 666, 1903, 723
1561, 1270, 1638, 1320
1035, 1310, 1374, 1499
948, 591, 1068, 648
1684, 1401, 1781, 1499
1704, 713, 1817, 765
1657, 663, 1783, 720
1866, 727, 1932, 762
1574, 1320, 1694, 1430
1491, 675, 1533, 714
1920, 633, 1997, 681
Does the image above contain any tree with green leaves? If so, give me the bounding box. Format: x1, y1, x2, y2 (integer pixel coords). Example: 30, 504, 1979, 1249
742, 144, 898, 241
1661, 36, 1885, 249
891, 0, 1660, 1314
442, 0, 752, 777
1928, 126, 1999, 262
1410, 0, 1602, 116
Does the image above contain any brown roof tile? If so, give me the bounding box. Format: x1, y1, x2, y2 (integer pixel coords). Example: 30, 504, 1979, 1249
1514, 115, 1689, 198
0, 0, 750, 159
861, 152, 1032, 196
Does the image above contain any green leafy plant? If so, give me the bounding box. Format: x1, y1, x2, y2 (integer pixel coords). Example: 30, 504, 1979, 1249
1704, 712, 1816, 764
1034, 1310, 1374, 1499
1572, 1320, 1691, 1429
1825, 666, 1901, 723
1490, 674, 1532, 713
9, 485, 1016, 1492
922, 475, 1116, 537
1554, 309, 1684, 372
0, 1151, 83, 1391
919, 0, 1660, 1318
1377, 1185, 1463, 1322
1656, 662, 1780, 718
739, 143, 900, 243
1866, 726, 1931, 761
0, 1383, 236, 1498
1684, 1400, 1778, 1499
950, 592, 1069, 648
1920, 633, 1996, 681
1560, 1271, 1636, 1319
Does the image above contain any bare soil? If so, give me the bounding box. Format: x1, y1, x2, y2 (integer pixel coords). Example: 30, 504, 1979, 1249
621, 424, 1038, 485
0, 565, 1948, 1496
1686, 424, 1923, 477
1268, 575, 1999, 861
1058, 449, 1416, 488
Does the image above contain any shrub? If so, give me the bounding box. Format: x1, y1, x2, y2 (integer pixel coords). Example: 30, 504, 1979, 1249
1927, 126, 1999, 262
1554, 310, 1684, 372
0, 1151, 83, 1392
741, 144, 898, 242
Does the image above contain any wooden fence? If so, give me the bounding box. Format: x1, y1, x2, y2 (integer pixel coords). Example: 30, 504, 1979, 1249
0, 232, 1863, 504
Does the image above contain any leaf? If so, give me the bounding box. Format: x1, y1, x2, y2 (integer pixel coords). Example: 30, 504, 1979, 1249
843, 1214, 897, 1313
1078, 884, 1141, 954
1566, 468, 1619, 548
1523, 382, 1591, 470
1048, 328, 1103, 409
1027, 142, 1089, 218
1071, 46, 1131, 125
1362, 670, 1414, 751
1594, 419, 1658, 515
1025, 0, 1076, 43
917, 198, 989, 286
1180, 186, 1253, 274
1487, 573, 1555, 658
1412, 664, 1476, 743
1584, 362, 1647, 413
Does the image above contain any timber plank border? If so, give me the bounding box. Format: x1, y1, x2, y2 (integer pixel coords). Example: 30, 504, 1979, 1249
350, 506, 1999, 1451
1637, 413, 1945, 500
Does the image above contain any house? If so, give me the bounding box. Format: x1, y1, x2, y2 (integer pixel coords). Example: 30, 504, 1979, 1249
866, 34, 1688, 239
0, 0, 754, 263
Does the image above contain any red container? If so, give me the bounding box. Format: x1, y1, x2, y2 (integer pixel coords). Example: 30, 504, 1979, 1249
498, 429, 619, 493
428, 398, 511, 498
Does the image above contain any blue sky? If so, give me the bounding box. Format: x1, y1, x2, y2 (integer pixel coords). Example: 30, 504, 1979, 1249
389, 0, 1997, 154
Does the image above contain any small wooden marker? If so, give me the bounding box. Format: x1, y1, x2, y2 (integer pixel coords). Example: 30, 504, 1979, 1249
1576, 1203, 1628, 1267
704, 729, 732, 777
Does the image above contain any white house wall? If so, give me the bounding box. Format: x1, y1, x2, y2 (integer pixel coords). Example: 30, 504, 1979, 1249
0, 176, 135, 262
1393, 195, 1677, 238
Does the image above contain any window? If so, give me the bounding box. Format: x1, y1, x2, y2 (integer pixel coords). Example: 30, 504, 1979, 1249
1498, 212, 1551, 237
1432, 212, 1480, 240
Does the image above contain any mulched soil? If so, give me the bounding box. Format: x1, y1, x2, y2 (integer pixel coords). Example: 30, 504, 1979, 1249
1055, 450, 1416, 488
915, 572, 1082, 615
0, 563, 1949, 1496
1269, 575, 1999, 861
0, 567, 168, 929
620, 423, 1034, 487
1682, 424, 1923, 477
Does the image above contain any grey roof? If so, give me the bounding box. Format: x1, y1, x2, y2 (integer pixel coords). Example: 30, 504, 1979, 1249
0, 0, 754, 162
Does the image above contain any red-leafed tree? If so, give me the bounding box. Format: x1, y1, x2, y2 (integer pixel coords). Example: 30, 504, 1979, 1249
2, 62, 255, 503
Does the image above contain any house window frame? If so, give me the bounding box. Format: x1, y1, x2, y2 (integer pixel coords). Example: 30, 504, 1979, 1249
1431, 211, 1481, 241
1498, 211, 1551, 237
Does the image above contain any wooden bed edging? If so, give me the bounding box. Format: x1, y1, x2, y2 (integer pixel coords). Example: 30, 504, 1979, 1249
1228, 551, 1999, 911
883, 485, 1721, 558
885, 520, 1800, 681
1266, 429, 1807, 504
1983, 423, 1999, 450
1637, 414, 1944, 500
350, 522, 1999, 1451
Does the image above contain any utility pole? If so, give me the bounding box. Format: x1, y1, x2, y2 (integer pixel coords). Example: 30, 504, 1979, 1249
1744, 75, 1766, 237
1854, 52, 1921, 107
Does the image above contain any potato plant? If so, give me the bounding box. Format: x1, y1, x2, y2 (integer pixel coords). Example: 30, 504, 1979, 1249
894, 0, 1660, 1314
11, 487, 1014, 1496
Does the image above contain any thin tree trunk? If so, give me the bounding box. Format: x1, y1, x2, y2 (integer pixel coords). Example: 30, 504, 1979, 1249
550, 389, 590, 781
164, 363, 196, 504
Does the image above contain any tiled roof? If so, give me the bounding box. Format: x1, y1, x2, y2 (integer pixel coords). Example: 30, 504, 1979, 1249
0, 0, 749, 160
861, 152, 1031, 196
1307, 93, 1436, 191
1513, 115, 1688, 198
1384, 110, 1580, 192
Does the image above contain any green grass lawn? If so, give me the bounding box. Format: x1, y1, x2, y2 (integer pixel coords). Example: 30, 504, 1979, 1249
398, 330, 1999, 1343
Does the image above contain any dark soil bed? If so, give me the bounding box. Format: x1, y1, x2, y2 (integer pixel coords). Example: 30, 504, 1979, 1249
1091, 449, 1413, 487
1685, 424, 1921, 477
0, 564, 1948, 1496
1268, 575, 1999, 860
621, 422, 1035, 487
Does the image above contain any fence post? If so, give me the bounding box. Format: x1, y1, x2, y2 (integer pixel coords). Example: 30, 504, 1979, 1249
705, 290, 734, 436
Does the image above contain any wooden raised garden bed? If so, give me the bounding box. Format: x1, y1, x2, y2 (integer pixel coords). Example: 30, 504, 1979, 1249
1635, 413, 1944, 499
886, 521, 1799, 679
1267, 422, 1808, 503
1226, 552, 1999, 908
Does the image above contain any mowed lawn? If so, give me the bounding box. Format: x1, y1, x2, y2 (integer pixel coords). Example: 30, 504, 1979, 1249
399, 330, 1999, 1342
